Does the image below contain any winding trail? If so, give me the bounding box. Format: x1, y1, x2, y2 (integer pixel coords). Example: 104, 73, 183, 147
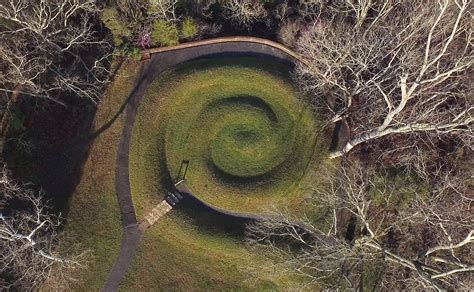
101, 37, 323, 291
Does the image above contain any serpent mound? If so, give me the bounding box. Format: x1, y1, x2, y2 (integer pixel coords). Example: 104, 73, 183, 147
130, 56, 329, 214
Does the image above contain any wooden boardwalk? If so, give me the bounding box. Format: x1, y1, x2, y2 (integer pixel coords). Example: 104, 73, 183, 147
139, 180, 264, 227
141, 200, 173, 228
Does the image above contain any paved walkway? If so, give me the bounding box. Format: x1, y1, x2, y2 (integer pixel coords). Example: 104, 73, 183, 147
101, 224, 143, 292
141, 36, 309, 66
102, 37, 311, 291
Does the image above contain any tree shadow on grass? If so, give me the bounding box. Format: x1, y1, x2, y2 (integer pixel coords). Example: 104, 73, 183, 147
3, 59, 145, 217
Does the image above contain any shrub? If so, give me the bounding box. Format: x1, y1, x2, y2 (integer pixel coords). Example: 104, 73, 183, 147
181, 18, 198, 39
101, 8, 132, 46
151, 19, 179, 46
113, 43, 142, 59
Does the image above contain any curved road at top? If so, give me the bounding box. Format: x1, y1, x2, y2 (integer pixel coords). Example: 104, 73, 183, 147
102, 37, 308, 291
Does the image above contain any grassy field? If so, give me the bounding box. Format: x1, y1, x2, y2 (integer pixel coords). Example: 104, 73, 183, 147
120, 212, 288, 290
124, 56, 334, 290
59, 60, 142, 290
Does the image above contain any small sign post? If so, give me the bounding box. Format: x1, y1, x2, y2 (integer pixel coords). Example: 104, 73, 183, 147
176, 159, 190, 182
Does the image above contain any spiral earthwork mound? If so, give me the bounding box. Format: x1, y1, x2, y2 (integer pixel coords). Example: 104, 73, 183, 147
130, 56, 329, 214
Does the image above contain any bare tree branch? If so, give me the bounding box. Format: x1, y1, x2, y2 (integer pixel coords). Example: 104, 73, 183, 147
0, 0, 112, 104
246, 161, 473, 290
294, 0, 473, 159
0, 163, 87, 290
223, 0, 267, 29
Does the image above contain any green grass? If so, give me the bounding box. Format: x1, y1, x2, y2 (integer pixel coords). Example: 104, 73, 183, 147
58, 56, 334, 291
58, 56, 424, 290
124, 56, 334, 290
130, 57, 330, 215
120, 212, 287, 291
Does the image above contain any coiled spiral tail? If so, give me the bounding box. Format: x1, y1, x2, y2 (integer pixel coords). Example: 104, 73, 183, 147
131, 56, 329, 213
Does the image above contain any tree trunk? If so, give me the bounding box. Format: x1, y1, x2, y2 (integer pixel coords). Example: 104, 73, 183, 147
329, 126, 403, 159
0, 85, 21, 154
329, 131, 376, 159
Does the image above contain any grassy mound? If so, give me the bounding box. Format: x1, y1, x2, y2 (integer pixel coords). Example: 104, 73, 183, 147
202, 95, 291, 178
60, 56, 333, 290
131, 56, 327, 214
125, 56, 333, 289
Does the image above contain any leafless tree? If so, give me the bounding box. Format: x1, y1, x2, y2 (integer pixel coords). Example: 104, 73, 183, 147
148, 0, 179, 22
273, 0, 291, 22
324, 0, 396, 29
195, 22, 222, 40
0, 0, 111, 104
0, 0, 112, 152
294, 0, 473, 159
246, 162, 473, 290
296, 0, 324, 19
246, 208, 374, 289
117, 0, 148, 26
223, 0, 267, 28
0, 164, 87, 290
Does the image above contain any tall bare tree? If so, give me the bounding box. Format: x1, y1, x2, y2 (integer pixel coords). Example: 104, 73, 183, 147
0, 0, 111, 103
246, 162, 473, 290
0, 0, 112, 151
148, 0, 179, 22
0, 164, 86, 290
295, 0, 473, 159
223, 0, 267, 28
